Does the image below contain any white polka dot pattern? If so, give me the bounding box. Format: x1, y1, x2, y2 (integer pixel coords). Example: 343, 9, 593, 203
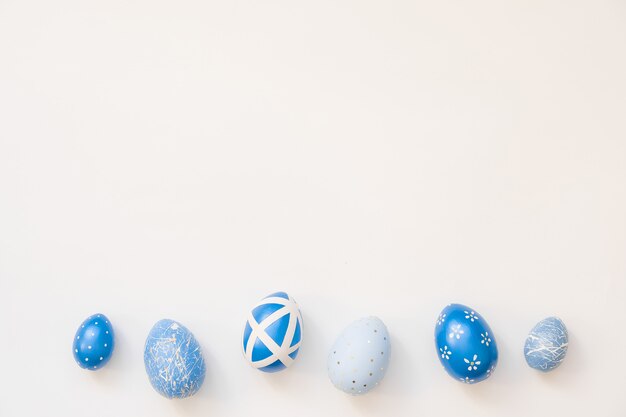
72, 313, 115, 371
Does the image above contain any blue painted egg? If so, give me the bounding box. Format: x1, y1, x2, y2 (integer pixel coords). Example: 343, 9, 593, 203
242, 291, 303, 373
434, 304, 498, 384
327, 316, 391, 395
144, 319, 206, 398
524, 316, 568, 372
72, 313, 115, 370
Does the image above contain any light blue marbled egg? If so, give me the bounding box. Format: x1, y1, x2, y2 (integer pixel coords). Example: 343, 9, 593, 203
434, 304, 498, 384
524, 317, 568, 372
144, 319, 206, 398
327, 317, 390, 395
242, 291, 303, 373
72, 313, 114, 370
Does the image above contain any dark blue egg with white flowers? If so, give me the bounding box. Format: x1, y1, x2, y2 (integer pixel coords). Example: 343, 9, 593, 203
72, 313, 115, 370
434, 304, 498, 384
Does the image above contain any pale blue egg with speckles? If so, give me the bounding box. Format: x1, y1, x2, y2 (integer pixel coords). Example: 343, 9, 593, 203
144, 319, 206, 399
327, 317, 391, 395
72, 313, 114, 371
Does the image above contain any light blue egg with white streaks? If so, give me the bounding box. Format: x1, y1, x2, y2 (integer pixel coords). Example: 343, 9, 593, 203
524, 317, 569, 372
144, 319, 206, 399
327, 316, 391, 395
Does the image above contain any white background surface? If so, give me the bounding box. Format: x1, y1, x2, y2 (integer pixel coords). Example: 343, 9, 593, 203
1, 1, 625, 416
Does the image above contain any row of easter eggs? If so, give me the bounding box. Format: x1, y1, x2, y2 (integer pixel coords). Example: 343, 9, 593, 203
73, 292, 569, 398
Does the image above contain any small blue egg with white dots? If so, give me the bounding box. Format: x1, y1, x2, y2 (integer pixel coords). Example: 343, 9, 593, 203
72, 313, 115, 371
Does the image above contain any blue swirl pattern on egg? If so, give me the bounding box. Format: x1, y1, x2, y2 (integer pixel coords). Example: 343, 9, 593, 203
72, 313, 115, 371
242, 291, 303, 373
144, 319, 206, 398
434, 304, 498, 384
524, 316, 568, 372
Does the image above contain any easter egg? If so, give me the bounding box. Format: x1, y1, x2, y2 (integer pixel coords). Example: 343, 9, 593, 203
434, 304, 498, 384
144, 319, 206, 398
72, 313, 115, 371
242, 291, 303, 373
524, 316, 569, 372
327, 316, 391, 395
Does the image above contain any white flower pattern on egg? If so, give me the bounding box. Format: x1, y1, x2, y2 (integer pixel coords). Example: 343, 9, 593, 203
440, 345, 452, 360
464, 354, 481, 371
449, 324, 464, 340
464, 310, 478, 322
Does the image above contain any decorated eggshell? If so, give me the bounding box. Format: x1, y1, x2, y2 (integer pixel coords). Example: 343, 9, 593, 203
327, 316, 390, 395
242, 291, 303, 373
434, 304, 498, 384
524, 316, 568, 372
144, 319, 206, 398
72, 313, 115, 370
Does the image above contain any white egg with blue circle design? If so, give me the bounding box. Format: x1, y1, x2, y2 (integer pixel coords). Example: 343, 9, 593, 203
242, 291, 303, 372
72, 313, 115, 370
434, 303, 498, 384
